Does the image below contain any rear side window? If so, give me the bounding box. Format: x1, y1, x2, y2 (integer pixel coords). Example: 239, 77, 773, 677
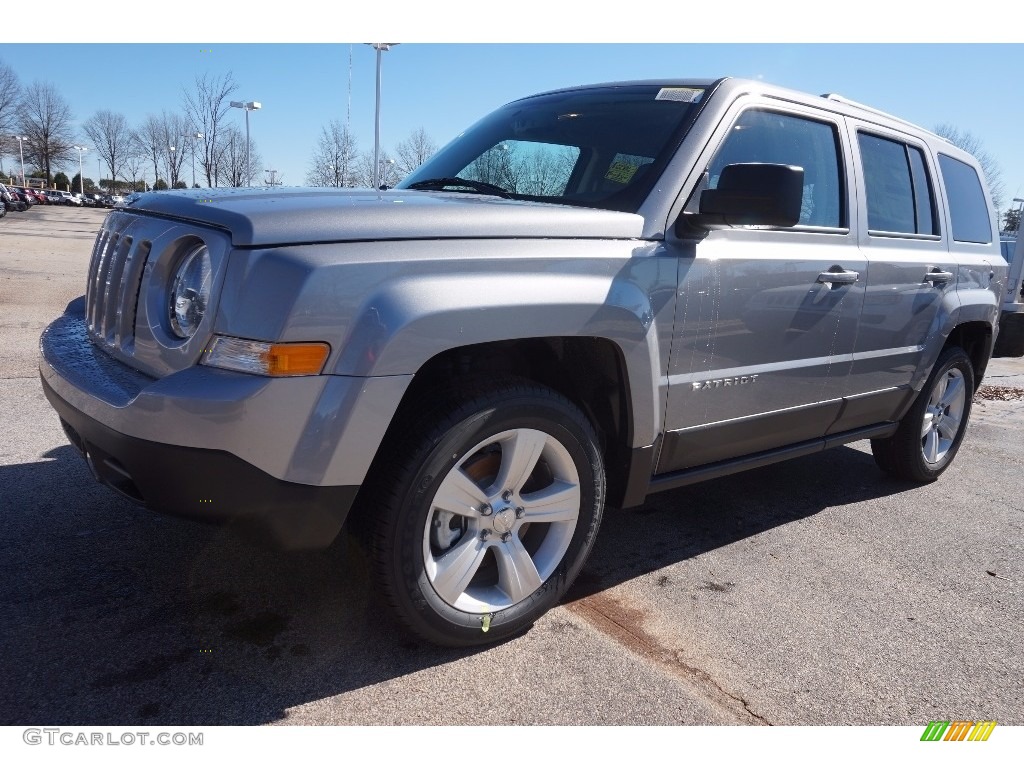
858, 133, 938, 236
938, 154, 992, 244
707, 110, 845, 228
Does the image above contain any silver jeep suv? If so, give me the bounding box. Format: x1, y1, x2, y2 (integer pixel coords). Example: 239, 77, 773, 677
39, 78, 1016, 646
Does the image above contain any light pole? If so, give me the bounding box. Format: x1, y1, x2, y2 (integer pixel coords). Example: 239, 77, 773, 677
168, 145, 176, 188
229, 100, 261, 186
186, 131, 203, 188
379, 157, 395, 189
97, 158, 102, 193
367, 43, 398, 189
12, 135, 27, 185
73, 146, 88, 195
264, 169, 280, 187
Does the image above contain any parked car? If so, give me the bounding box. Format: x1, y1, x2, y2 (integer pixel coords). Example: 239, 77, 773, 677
0, 183, 27, 212
39, 77, 1021, 646
994, 231, 1024, 356
100, 194, 125, 208
45, 190, 69, 205
10, 187, 36, 207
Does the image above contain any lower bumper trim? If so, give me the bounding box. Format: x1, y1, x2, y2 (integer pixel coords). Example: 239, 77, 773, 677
42, 374, 357, 550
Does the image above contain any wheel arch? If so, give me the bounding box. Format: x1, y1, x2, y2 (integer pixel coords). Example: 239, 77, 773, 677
367, 336, 640, 509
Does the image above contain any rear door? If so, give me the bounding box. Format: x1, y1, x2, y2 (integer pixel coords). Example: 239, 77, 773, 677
834, 125, 956, 430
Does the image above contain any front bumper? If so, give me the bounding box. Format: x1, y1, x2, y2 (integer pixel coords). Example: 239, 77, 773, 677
39, 298, 413, 549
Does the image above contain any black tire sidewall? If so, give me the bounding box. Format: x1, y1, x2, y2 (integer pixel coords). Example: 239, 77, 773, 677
385, 391, 603, 646
904, 348, 975, 480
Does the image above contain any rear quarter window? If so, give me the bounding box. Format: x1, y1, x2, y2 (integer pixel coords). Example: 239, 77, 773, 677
938, 154, 992, 244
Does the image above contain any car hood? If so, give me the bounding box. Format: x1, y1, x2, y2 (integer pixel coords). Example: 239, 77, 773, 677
123, 187, 644, 246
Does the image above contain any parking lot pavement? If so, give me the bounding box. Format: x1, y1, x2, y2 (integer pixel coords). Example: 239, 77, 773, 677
1, 207, 1022, 725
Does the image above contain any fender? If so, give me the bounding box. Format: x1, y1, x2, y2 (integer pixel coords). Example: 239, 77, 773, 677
215, 239, 679, 448
911, 286, 998, 393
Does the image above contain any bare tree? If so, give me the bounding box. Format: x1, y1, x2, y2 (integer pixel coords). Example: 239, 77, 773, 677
305, 120, 360, 187
82, 110, 132, 191
467, 144, 522, 192
0, 59, 21, 169
355, 150, 400, 189
216, 125, 262, 187
157, 112, 188, 188
17, 81, 75, 181
123, 135, 146, 190
394, 127, 437, 178
135, 115, 166, 190
935, 123, 1006, 214
182, 72, 238, 186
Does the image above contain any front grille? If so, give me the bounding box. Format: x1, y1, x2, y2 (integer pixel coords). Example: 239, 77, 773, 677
84, 222, 151, 352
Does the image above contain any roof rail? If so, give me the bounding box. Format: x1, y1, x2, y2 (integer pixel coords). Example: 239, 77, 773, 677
819, 93, 949, 143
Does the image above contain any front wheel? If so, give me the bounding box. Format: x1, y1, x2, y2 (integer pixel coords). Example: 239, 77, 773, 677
365, 383, 604, 647
871, 346, 975, 482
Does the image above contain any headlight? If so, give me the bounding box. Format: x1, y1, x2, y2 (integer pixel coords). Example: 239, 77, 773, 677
168, 244, 212, 339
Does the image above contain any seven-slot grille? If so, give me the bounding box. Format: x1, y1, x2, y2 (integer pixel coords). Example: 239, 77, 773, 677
84, 222, 151, 352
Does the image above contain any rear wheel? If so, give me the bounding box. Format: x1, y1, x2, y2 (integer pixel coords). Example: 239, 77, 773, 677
365, 383, 604, 646
871, 346, 974, 482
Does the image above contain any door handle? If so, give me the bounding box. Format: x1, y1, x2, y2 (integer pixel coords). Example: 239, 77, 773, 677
924, 269, 954, 285
817, 268, 860, 286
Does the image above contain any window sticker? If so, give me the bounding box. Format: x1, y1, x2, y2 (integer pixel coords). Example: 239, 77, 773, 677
655, 87, 704, 103
605, 161, 639, 184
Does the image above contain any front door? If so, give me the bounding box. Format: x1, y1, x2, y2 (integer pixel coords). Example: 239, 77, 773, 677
658, 104, 864, 473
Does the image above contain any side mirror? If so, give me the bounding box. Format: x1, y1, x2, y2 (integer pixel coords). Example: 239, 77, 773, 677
682, 163, 804, 231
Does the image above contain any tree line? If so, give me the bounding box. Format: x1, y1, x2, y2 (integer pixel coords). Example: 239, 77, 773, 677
0, 56, 441, 194
0, 61, 270, 191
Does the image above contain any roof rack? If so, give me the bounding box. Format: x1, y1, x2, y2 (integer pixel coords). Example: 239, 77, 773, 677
819, 93, 949, 143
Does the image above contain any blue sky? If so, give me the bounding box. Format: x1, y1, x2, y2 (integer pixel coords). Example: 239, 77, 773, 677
4, 37, 1023, 211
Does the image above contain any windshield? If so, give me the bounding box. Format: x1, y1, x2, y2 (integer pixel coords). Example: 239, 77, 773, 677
398, 84, 708, 213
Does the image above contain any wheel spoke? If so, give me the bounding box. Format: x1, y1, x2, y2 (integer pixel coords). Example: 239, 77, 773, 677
430, 535, 489, 605
923, 428, 940, 463
433, 468, 488, 518
921, 411, 935, 438
521, 480, 580, 523
494, 537, 543, 603
937, 420, 958, 442
940, 374, 965, 411
492, 430, 547, 495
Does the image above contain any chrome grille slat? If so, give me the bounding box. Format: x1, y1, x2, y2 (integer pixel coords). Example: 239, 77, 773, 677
102, 236, 132, 342
90, 232, 119, 332
86, 229, 111, 327
85, 219, 146, 353
114, 239, 148, 347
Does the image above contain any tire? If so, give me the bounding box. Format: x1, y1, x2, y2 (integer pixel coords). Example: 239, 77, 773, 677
364, 382, 605, 647
871, 346, 974, 482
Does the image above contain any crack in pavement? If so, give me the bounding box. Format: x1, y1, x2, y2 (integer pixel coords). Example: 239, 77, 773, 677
566, 592, 772, 725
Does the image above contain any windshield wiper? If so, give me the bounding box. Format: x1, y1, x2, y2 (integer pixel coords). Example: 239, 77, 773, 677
406, 177, 514, 199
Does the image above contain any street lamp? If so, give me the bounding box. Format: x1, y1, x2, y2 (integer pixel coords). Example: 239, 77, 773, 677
185, 131, 203, 188
379, 157, 395, 189
168, 145, 177, 188
229, 100, 261, 186
73, 146, 88, 195
97, 158, 102, 193
366, 43, 398, 189
11, 135, 27, 185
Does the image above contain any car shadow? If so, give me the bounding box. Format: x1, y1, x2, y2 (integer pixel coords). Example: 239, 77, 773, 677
0, 441, 914, 725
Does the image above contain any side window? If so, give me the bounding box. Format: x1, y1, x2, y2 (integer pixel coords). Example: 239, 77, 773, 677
858, 132, 938, 236
938, 154, 992, 244
707, 110, 844, 228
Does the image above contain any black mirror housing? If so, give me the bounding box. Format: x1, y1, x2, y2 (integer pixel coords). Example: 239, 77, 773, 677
686, 163, 804, 230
